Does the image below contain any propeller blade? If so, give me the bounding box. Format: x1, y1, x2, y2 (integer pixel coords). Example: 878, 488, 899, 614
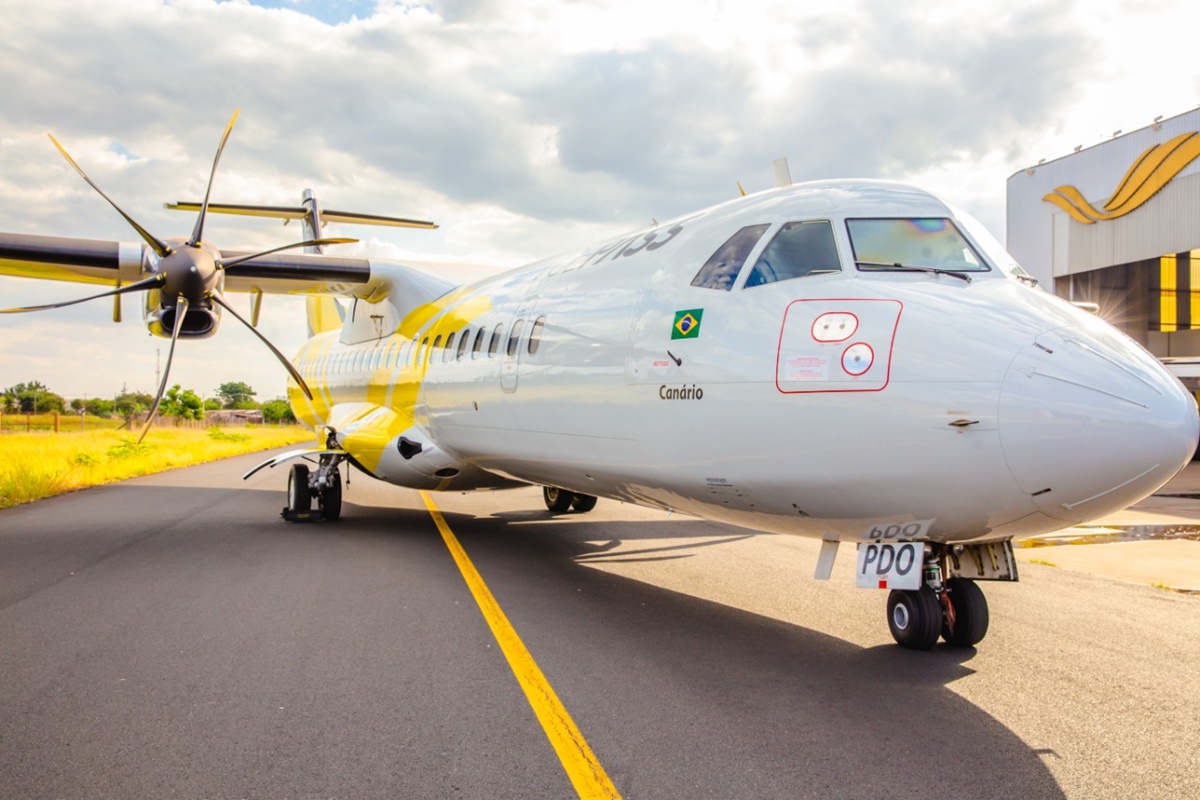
217, 237, 357, 271
0, 274, 164, 314
138, 296, 188, 444
211, 292, 314, 400
48, 133, 173, 258
113, 279, 123, 323
188, 109, 240, 247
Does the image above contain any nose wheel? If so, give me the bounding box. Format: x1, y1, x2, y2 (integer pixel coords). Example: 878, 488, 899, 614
886, 579, 989, 650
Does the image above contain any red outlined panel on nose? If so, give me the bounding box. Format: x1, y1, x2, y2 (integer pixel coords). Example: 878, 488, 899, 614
776, 299, 902, 394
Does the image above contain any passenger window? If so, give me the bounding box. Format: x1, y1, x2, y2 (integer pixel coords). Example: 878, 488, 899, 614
692, 225, 770, 290
444, 332, 457, 362
489, 324, 504, 356
419, 337, 430, 365
528, 316, 546, 355
744, 220, 841, 288
456, 329, 470, 360
472, 328, 486, 358
507, 319, 525, 357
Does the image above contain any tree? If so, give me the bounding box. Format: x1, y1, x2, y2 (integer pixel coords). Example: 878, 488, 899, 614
3, 381, 65, 414
203, 398, 223, 411
216, 381, 256, 409
82, 398, 115, 417
114, 391, 154, 419
260, 398, 296, 424
161, 385, 204, 420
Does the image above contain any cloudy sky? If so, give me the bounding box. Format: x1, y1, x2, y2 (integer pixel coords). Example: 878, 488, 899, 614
0, 0, 1196, 401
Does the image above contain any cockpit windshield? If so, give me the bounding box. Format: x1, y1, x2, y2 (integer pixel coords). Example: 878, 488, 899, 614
847, 218, 990, 274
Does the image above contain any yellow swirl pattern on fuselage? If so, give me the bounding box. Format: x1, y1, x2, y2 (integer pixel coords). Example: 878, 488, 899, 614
288, 285, 495, 472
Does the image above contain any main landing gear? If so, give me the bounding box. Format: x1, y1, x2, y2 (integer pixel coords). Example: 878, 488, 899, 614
885, 548, 991, 650
283, 454, 344, 522
542, 486, 598, 514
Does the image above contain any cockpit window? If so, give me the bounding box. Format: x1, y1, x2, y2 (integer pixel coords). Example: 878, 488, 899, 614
847, 218, 990, 273
744, 220, 841, 288
691, 224, 770, 290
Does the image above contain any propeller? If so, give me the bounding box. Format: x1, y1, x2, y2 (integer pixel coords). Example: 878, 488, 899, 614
1, 111, 352, 441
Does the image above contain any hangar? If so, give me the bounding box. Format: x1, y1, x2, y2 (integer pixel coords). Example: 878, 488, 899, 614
1006, 106, 1200, 393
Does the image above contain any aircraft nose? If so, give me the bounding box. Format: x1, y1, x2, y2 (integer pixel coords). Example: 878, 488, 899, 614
999, 324, 1199, 524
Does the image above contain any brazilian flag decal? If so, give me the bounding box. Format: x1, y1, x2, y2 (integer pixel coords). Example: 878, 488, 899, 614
672, 308, 704, 340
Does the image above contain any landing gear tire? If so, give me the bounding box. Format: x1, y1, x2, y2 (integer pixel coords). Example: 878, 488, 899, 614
887, 587, 942, 650
287, 463, 312, 515
570, 494, 597, 513
941, 578, 989, 647
319, 467, 342, 521
543, 486, 574, 513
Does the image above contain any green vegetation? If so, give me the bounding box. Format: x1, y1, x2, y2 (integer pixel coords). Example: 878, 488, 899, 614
216, 381, 257, 409
0, 378, 312, 508
2, 379, 298, 429
3, 381, 66, 414
162, 385, 204, 420
260, 398, 296, 424
0, 426, 316, 509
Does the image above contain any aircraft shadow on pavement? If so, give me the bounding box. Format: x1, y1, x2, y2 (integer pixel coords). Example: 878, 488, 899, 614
256, 493, 1064, 799
2, 483, 1065, 798
449, 509, 1061, 798
340, 498, 1066, 799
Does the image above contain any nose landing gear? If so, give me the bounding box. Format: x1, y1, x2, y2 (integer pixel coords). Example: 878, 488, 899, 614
886, 546, 992, 650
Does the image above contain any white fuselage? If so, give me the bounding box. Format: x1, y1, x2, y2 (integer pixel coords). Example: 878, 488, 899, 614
293, 181, 1199, 547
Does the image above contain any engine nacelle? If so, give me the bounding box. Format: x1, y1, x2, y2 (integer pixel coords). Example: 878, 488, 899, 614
140, 240, 225, 339
145, 298, 222, 339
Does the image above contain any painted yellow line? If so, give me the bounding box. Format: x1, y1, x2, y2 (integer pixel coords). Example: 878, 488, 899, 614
420, 491, 622, 800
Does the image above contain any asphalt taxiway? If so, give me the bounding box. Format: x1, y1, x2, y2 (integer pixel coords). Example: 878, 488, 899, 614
1, 451, 1197, 798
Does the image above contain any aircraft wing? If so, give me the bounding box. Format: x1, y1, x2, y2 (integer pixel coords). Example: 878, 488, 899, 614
0, 231, 377, 296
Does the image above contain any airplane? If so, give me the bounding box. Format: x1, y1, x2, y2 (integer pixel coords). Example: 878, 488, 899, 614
2, 113, 1197, 650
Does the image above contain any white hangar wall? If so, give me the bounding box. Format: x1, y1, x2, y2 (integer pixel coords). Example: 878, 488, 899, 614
1007, 107, 1200, 368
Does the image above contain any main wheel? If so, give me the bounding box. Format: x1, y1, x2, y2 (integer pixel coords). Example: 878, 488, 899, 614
941, 578, 989, 646
887, 587, 942, 650
319, 467, 342, 521
543, 486, 574, 513
570, 494, 597, 513
287, 463, 312, 514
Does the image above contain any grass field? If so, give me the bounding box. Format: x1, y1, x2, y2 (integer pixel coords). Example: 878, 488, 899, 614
0, 425, 316, 509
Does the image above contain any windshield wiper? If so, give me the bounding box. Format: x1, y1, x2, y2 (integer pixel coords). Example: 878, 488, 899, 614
855, 261, 972, 283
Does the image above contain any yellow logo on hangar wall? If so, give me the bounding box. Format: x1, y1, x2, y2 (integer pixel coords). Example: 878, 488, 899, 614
1043, 132, 1200, 224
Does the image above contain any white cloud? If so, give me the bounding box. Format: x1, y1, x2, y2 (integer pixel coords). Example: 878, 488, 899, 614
1, 0, 1197, 397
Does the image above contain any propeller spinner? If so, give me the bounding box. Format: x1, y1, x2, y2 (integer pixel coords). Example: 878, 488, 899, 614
1, 111, 355, 441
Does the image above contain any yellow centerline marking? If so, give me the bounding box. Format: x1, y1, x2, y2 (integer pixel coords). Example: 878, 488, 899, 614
420, 491, 622, 800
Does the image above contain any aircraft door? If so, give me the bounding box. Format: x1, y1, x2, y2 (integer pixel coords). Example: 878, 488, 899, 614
500, 295, 538, 393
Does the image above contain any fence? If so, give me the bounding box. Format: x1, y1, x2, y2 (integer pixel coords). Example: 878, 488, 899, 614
0, 412, 221, 434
